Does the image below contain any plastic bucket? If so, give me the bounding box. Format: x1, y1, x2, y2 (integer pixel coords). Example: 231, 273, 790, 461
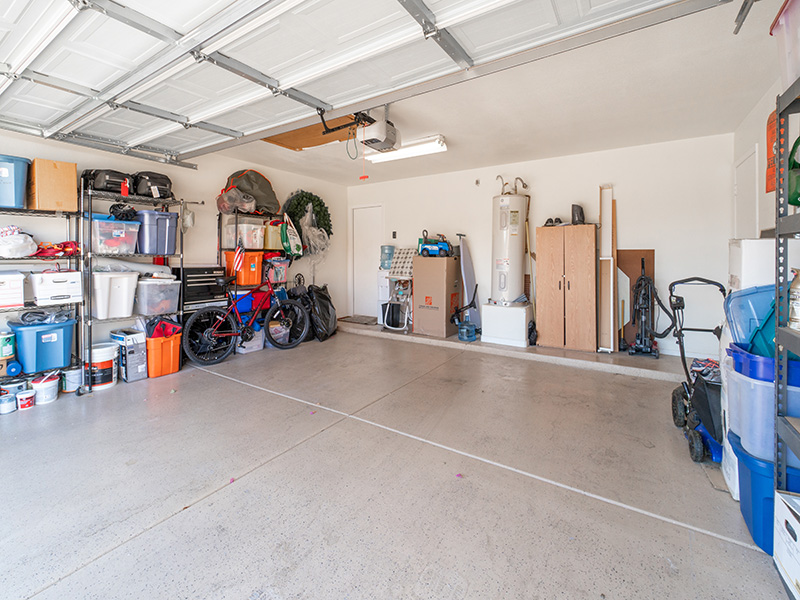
85, 343, 118, 390
31, 373, 59, 404
1, 378, 26, 396
0, 331, 14, 358
61, 367, 82, 393
16, 389, 34, 410
0, 389, 16, 414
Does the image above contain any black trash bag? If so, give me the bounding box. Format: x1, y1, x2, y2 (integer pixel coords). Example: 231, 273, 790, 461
307, 284, 337, 342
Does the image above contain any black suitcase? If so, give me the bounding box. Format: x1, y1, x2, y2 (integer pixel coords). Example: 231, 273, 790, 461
134, 172, 172, 198
81, 169, 133, 193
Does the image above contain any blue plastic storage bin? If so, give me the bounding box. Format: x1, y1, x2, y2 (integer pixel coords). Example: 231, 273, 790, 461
0, 154, 31, 208
727, 342, 800, 386
724, 286, 774, 346
234, 291, 252, 313
8, 319, 76, 374
729, 431, 800, 555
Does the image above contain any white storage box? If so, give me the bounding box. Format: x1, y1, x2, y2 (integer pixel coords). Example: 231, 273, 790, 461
772, 0, 800, 91
236, 328, 264, 354
775, 491, 800, 600
92, 271, 139, 319
29, 270, 82, 306
0, 271, 24, 308
109, 328, 147, 383
134, 279, 180, 315
720, 358, 739, 501
480, 302, 532, 347
223, 224, 264, 249
727, 366, 800, 467
91, 216, 139, 255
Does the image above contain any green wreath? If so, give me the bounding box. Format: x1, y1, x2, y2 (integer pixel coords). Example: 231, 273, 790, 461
282, 190, 333, 243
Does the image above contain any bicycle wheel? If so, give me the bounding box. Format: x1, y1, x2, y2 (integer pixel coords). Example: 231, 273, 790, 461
182, 307, 237, 365
264, 299, 310, 349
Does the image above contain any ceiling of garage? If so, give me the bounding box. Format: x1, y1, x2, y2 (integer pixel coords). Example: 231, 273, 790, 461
0, 0, 781, 185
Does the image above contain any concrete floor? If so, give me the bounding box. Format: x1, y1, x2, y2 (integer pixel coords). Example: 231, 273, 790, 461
0, 332, 785, 599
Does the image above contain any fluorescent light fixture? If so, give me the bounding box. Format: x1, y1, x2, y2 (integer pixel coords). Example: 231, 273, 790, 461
365, 135, 446, 163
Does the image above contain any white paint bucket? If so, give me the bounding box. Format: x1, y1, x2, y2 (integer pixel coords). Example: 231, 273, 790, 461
85, 343, 118, 390
0, 389, 16, 414
16, 389, 35, 410
1, 378, 26, 396
0, 331, 14, 358
31, 373, 59, 405
61, 367, 82, 393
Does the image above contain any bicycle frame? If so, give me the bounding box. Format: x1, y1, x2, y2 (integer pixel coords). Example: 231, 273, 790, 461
210, 271, 280, 339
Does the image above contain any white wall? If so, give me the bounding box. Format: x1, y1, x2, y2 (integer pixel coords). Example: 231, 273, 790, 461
0, 130, 348, 333
348, 134, 734, 357
733, 78, 782, 233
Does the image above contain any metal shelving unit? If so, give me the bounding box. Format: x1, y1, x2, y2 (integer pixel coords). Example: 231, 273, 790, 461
81, 181, 184, 392
0, 206, 82, 384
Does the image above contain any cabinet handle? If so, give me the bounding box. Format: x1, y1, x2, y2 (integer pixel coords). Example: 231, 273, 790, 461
567, 281, 571, 291
558, 281, 561, 290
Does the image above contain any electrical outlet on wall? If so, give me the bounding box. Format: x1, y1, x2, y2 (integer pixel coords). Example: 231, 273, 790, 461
392, 231, 396, 239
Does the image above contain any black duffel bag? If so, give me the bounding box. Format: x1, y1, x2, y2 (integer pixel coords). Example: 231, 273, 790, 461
82, 169, 133, 194
134, 172, 172, 198
306, 284, 337, 342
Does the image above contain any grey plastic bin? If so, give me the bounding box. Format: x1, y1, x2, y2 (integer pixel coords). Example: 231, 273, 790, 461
135, 210, 178, 255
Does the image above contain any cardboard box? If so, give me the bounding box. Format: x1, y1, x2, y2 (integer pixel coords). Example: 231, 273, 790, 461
775, 491, 800, 599
412, 255, 460, 338
27, 159, 77, 212
110, 328, 147, 382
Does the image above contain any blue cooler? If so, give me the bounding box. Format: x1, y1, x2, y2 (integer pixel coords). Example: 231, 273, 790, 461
8, 320, 76, 374
0, 154, 31, 208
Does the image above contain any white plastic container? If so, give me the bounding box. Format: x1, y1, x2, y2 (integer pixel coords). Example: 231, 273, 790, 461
31, 373, 59, 404
29, 270, 82, 306
772, 0, 800, 91
0, 389, 16, 414
92, 271, 139, 319
16, 389, 34, 410
61, 367, 82, 392
720, 358, 739, 501
223, 224, 264, 249
134, 279, 180, 315
91, 217, 140, 255
0, 271, 25, 308
727, 366, 800, 467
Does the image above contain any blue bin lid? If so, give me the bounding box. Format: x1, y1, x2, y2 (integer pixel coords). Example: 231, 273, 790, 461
7, 319, 76, 332
0, 154, 31, 164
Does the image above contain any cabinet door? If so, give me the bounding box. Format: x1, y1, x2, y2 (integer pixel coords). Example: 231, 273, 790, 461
564, 225, 597, 351
535, 226, 565, 348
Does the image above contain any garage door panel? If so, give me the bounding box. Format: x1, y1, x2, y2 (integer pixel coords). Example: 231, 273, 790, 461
0, 80, 84, 126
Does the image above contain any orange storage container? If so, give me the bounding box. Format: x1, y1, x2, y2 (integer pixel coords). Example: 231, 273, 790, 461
224, 251, 263, 286
146, 333, 182, 377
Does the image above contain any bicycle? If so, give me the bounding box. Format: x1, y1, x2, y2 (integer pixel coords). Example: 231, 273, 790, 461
182, 264, 310, 366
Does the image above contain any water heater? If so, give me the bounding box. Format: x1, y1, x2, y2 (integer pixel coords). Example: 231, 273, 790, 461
491, 193, 527, 304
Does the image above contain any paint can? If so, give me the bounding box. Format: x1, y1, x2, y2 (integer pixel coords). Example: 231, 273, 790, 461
61, 367, 82, 393
85, 343, 118, 390
0, 389, 16, 414
1, 378, 26, 396
31, 373, 59, 404
16, 389, 35, 410
0, 331, 14, 358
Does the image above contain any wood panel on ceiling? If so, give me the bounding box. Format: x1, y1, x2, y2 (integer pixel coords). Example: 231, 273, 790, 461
535, 226, 565, 348
617, 249, 655, 346
263, 115, 356, 151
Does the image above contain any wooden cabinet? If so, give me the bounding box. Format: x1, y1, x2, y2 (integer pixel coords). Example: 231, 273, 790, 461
535, 224, 597, 351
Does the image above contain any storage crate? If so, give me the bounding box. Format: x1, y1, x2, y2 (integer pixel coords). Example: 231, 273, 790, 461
92, 271, 139, 319
726, 367, 800, 467
724, 285, 773, 347
0, 271, 25, 308
146, 333, 181, 377
8, 319, 75, 374
0, 154, 30, 208
235, 328, 264, 354
29, 270, 82, 306
267, 259, 290, 284
234, 291, 252, 313
110, 328, 147, 383
91, 215, 140, 255
134, 279, 180, 315
135, 210, 178, 255
729, 432, 800, 555
223, 224, 264, 250
727, 342, 800, 386
224, 251, 263, 286
772, 0, 800, 90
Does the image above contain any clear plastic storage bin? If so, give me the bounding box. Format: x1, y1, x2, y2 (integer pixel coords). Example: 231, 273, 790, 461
92, 271, 139, 319
134, 279, 180, 315
726, 366, 800, 467
223, 224, 265, 249
91, 215, 140, 255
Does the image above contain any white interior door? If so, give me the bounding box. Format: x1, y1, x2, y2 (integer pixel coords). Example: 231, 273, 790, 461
734, 148, 758, 239
353, 206, 383, 317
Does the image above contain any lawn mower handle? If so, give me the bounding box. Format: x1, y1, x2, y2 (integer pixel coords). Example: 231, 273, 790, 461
668, 277, 726, 297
